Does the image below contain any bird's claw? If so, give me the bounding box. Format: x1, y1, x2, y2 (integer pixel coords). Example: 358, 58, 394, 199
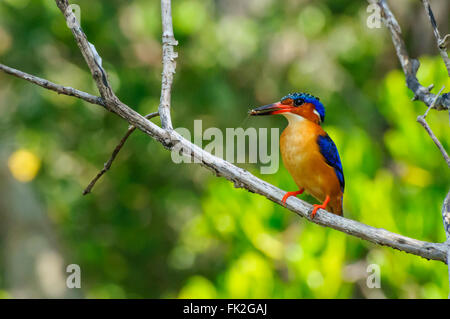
310, 205, 321, 219
310, 195, 330, 219
281, 189, 304, 207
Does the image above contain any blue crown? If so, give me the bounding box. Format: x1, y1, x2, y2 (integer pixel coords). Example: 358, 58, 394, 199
282, 92, 325, 122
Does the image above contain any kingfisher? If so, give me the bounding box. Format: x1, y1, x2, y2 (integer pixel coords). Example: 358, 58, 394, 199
250, 92, 344, 218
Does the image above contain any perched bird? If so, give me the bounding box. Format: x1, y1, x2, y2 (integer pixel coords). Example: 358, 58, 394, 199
250, 92, 344, 218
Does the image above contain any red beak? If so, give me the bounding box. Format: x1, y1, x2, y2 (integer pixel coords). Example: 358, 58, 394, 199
249, 102, 293, 116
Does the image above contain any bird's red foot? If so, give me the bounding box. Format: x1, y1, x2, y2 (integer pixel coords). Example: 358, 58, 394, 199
281, 189, 304, 207
311, 195, 330, 219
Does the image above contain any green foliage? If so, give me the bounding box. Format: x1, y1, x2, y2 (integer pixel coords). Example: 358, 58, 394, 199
0, 0, 448, 298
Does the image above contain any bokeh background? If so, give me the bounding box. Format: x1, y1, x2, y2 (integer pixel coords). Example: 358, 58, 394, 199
0, 0, 449, 298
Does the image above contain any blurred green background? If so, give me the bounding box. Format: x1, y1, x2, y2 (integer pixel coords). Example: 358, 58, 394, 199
0, 0, 449, 298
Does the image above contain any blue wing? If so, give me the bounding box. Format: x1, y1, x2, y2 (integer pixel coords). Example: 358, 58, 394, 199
317, 134, 345, 192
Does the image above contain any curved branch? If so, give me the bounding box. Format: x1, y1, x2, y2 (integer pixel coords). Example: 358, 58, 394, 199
1, 59, 447, 261
2, 0, 448, 264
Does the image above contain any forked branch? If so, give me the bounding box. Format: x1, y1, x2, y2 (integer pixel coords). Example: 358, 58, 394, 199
370, 0, 450, 110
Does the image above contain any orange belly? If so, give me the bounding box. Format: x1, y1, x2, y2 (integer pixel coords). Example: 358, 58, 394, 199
280, 117, 343, 215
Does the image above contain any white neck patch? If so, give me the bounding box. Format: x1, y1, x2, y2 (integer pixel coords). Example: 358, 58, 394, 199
282, 112, 305, 124
313, 109, 321, 119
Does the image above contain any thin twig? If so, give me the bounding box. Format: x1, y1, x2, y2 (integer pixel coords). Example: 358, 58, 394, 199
442, 34, 450, 49
159, 0, 178, 130
83, 112, 159, 195
416, 86, 450, 168
422, 0, 450, 76
0, 63, 105, 107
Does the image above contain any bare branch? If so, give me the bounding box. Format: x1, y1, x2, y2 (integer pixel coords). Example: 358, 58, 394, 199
416, 86, 450, 167
374, 0, 450, 292
0, 63, 105, 107
3, 60, 448, 261
421, 0, 450, 76
442, 191, 450, 295
80, 0, 179, 193
5, 57, 446, 262
3, 0, 448, 265
55, 0, 114, 102
45, 0, 449, 263
370, 0, 450, 111
444, 191, 450, 242
159, 0, 178, 130
54, 0, 171, 147
83, 112, 159, 195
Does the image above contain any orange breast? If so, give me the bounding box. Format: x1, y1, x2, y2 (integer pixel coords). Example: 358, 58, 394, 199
280, 116, 343, 214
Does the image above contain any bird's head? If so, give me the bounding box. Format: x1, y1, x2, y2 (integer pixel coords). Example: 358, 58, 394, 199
250, 92, 325, 125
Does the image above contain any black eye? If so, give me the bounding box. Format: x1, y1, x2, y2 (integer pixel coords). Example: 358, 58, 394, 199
294, 99, 304, 107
